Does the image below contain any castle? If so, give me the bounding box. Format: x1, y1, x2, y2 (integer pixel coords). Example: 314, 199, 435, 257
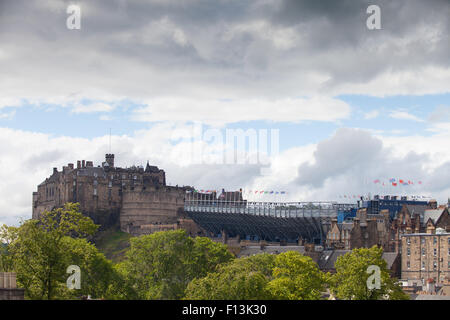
32, 154, 203, 236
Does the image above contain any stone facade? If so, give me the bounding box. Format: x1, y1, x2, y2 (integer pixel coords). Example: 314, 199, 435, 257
401, 232, 450, 285
0, 272, 24, 300
326, 208, 390, 251
390, 202, 450, 253
32, 154, 201, 236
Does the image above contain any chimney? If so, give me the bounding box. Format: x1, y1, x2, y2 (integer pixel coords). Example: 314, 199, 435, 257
68, 163, 74, 170
53, 167, 57, 174
86, 161, 93, 167
82, 160, 85, 168
77, 161, 81, 169
428, 199, 438, 209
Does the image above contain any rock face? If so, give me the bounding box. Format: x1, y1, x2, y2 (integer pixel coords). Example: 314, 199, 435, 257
32, 154, 200, 235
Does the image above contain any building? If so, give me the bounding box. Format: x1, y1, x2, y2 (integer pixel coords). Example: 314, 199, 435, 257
326, 208, 390, 251
32, 154, 203, 236
0, 272, 24, 300
391, 202, 450, 252
401, 230, 450, 286
358, 195, 428, 220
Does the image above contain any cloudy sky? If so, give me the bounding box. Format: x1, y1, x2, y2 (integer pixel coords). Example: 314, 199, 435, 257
0, 0, 449, 225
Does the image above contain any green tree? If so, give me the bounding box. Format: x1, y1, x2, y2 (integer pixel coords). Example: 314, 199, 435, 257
62, 237, 117, 299
8, 203, 100, 299
0, 224, 18, 272
328, 246, 409, 300
266, 251, 326, 300
118, 230, 233, 300
184, 254, 275, 300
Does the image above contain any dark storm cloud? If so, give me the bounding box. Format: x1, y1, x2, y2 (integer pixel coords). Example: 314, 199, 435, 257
0, 0, 448, 100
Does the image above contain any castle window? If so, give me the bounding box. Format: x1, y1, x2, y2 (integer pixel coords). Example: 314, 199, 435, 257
133, 175, 137, 180
421, 261, 426, 270
108, 182, 112, 188
407, 261, 410, 269
407, 238, 411, 245
434, 237, 437, 244
422, 248, 426, 256
434, 249, 437, 257
122, 174, 126, 179
407, 248, 410, 256
421, 238, 425, 244
433, 261, 437, 270
93, 188, 97, 196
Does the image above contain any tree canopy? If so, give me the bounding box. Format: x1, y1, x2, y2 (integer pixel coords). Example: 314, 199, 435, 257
116, 229, 233, 300
328, 246, 409, 300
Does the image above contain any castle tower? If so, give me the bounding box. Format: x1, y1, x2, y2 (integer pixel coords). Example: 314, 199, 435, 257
105, 154, 115, 168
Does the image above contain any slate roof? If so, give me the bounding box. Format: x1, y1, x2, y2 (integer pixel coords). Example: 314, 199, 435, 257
421, 209, 445, 226
382, 252, 399, 269
318, 250, 350, 270
405, 204, 429, 216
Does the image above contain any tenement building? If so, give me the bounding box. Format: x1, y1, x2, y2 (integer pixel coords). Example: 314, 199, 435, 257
32, 154, 203, 236
401, 229, 450, 286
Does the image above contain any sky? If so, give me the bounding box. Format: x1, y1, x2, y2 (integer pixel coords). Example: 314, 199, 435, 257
0, 0, 449, 226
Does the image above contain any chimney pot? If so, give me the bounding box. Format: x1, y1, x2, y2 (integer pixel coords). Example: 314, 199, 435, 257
77, 161, 81, 169
82, 160, 85, 168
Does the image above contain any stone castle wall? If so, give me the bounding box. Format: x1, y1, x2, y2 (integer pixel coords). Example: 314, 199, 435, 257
120, 187, 186, 235
32, 155, 199, 235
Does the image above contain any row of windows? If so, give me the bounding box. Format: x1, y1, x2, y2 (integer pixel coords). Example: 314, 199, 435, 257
406, 237, 450, 245
407, 261, 450, 269
407, 247, 450, 256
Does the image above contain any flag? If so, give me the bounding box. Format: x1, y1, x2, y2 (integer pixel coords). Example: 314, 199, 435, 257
389, 178, 396, 183
399, 179, 404, 184
418, 181, 423, 185
392, 183, 397, 187
374, 179, 380, 184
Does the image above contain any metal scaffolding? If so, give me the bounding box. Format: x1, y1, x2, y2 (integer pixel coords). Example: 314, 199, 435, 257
184, 199, 356, 244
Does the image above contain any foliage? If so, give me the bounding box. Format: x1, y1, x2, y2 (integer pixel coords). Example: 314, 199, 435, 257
0, 224, 18, 272
116, 229, 233, 300
266, 251, 326, 300
184, 254, 276, 300
328, 246, 409, 300
5, 203, 107, 299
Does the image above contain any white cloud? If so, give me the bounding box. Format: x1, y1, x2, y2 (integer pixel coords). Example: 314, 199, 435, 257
71, 102, 115, 114
389, 110, 424, 122
364, 110, 379, 120
133, 97, 351, 125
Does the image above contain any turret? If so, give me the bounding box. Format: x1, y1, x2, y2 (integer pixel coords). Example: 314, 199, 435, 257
105, 154, 115, 168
